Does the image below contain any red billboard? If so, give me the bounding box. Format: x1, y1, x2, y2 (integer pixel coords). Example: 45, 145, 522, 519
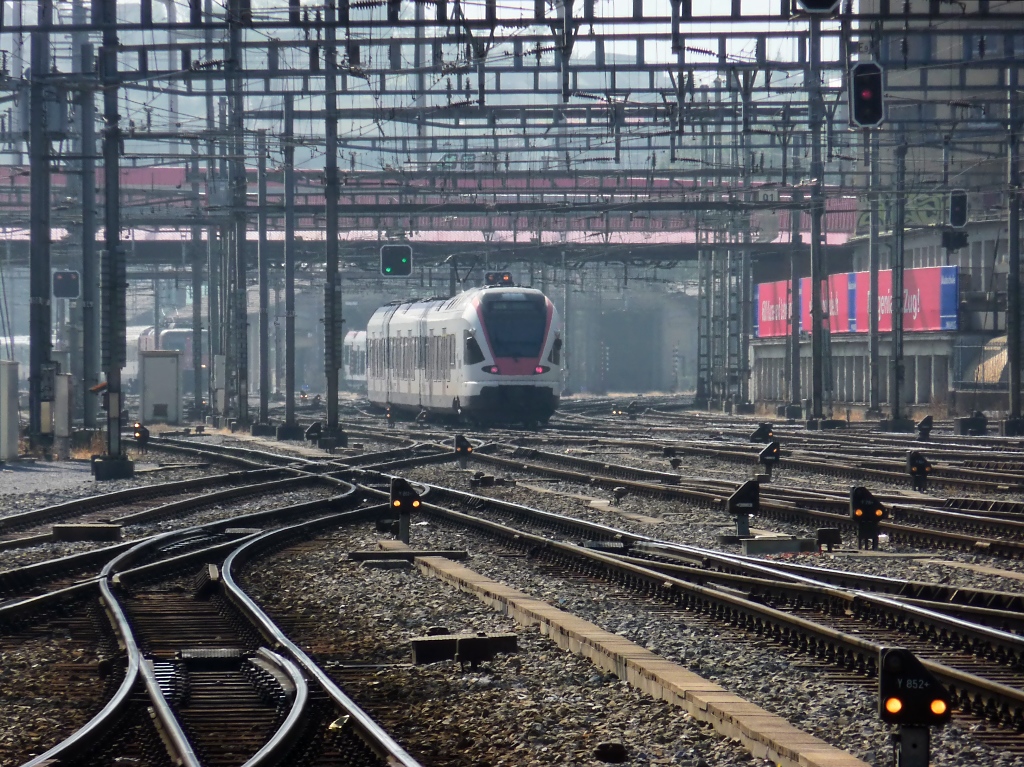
755, 266, 958, 338
852, 266, 959, 333
753, 279, 794, 338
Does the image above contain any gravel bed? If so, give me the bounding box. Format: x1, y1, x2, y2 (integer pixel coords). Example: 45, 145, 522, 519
406, 464, 1024, 587
0, 486, 338, 570
200, 432, 413, 462
240, 525, 761, 767
495, 438, 1022, 502
0, 456, 219, 519
0, 607, 111, 767
403, 520, 1023, 767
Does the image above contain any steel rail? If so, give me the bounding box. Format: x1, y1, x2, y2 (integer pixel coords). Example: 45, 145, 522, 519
381, 473, 1024, 667
139, 658, 203, 767
11, 480, 362, 763
241, 649, 310, 767
410, 495, 1024, 728
221, 506, 424, 767
0, 467, 291, 534
469, 448, 1024, 556
151, 435, 322, 467
17, 526, 192, 767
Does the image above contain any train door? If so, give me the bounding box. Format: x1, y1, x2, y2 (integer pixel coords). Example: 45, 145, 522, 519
417, 315, 428, 409
382, 305, 400, 405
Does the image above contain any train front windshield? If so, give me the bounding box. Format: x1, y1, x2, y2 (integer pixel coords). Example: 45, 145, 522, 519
480, 292, 548, 359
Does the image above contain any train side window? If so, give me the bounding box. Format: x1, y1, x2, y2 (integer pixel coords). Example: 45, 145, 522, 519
465, 334, 484, 365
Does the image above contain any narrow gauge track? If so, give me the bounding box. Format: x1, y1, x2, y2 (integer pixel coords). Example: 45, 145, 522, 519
347, 471, 1024, 743
11, 488, 422, 767
467, 443, 1024, 558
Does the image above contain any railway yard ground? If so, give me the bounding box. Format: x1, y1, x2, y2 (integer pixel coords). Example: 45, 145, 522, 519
4, 394, 1024, 767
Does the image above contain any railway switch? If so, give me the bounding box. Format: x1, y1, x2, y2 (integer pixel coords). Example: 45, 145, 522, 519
749, 423, 774, 443
906, 452, 932, 492
390, 477, 421, 544
850, 486, 888, 550
455, 434, 472, 469
758, 441, 781, 479
879, 647, 951, 767
916, 416, 933, 441
726, 480, 758, 538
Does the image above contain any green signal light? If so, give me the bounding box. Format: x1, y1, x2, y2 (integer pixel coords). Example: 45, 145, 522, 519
385, 267, 392, 273
401, 257, 408, 263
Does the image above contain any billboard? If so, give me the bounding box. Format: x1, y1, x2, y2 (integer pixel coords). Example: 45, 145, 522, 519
753, 279, 795, 339
755, 265, 958, 338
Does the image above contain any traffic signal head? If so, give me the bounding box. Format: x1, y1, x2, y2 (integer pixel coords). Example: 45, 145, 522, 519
454, 434, 473, 454
795, 0, 841, 12
879, 647, 952, 726
380, 244, 413, 276
727, 479, 759, 516
759, 441, 781, 465
907, 451, 931, 477
52, 270, 81, 299
390, 477, 421, 511
949, 190, 968, 228
850, 486, 888, 523
849, 62, 884, 128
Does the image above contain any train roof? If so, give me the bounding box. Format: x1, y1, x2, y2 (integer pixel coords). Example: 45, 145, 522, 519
371, 285, 548, 314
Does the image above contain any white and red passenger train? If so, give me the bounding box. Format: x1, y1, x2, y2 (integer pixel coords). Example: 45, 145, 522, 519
366, 280, 562, 425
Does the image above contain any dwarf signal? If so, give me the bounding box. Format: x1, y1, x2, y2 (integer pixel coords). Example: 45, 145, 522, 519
455, 434, 473, 468
390, 477, 421, 511
879, 647, 951, 767
726, 480, 759, 538
750, 423, 774, 443
850, 486, 888, 550
132, 421, 150, 450
758, 441, 781, 480
906, 451, 932, 492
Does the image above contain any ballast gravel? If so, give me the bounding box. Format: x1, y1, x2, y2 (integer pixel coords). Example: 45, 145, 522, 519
242, 526, 760, 767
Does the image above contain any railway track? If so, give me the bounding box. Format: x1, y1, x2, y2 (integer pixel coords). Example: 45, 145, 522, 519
11, 414, 1024, 765
454, 442, 1024, 557
352, 471, 1024, 744
7, 479, 423, 767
